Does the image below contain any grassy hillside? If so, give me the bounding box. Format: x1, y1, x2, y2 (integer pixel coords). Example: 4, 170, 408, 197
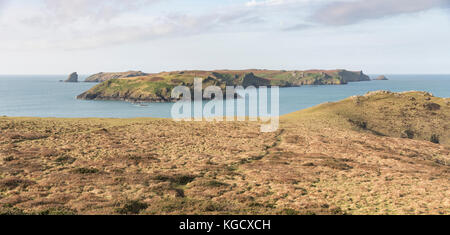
1, 91, 448, 215
77, 69, 370, 102
283, 91, 450, 146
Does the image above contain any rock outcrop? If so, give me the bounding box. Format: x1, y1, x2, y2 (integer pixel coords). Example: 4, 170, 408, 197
374, 75, 388, 80
65, 72, 78, 83
84, 71, 149, 82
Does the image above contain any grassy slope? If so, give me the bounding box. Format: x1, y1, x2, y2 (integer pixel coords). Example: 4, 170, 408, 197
283, 91, 450, 146
1, 91, 449, 215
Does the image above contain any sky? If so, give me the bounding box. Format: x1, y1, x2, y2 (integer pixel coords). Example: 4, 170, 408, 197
0, 0, 449, 74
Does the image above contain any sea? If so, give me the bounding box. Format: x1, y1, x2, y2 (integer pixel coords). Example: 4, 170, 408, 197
0, 74, 449, 118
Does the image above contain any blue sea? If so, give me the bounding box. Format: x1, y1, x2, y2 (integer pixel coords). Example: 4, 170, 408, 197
0, 75, 449, 118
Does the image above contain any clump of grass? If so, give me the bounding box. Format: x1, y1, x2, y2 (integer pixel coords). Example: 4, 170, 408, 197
330, 207, 345, 215
402, 129, 415, 139
72, 168, 99, 174
55, 156, 75, 165
3, 156, 14, 162
423, 102, 441, 111
0, 178, 35, 190
153, 174, 196, 186
202, 202, 225, 212
172, 175, 196, 185
348, 119, 367, 129
204, 180, 229, 188
430, 134, 440, 144
36, 208, 77, 215
322, 159, 353, 171
0, 207, 27, 215
115, 200, 148, 215
280, 208, 299, 215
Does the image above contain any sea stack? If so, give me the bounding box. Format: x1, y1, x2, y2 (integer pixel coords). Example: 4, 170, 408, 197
65, 72, 79, 83
375, 75, 388, 80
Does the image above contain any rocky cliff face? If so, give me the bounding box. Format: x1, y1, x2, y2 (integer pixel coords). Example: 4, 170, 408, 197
65, 72, 78, 83
84, 71, 148, 82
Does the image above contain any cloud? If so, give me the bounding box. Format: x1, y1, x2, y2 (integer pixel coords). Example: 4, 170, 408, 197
4, 0, 448, 50
246, 0, 289, 7
42, 0, 162, 23
245, 0, 320, 7
0, 2, 262, 50
283, 23, 313, 31
312, 0, 450, 25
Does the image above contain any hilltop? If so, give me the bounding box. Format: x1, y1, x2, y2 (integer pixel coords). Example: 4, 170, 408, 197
84, 71, 149, 82
77, 69, 370, 102
1, 91, 448, 215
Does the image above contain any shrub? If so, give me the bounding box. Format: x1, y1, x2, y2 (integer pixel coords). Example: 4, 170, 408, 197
37, 208, 77, 215
73, 168, 99, 174
430, 134, 440, 144
280, 208, 299, 215
0, 178, 35, 190
115, 200, 148, 215
3, 156, 14, 162
348, 119, 367, 129
402, 129, 415, 139
153, 174, 196, 185
204, 180, 230, 188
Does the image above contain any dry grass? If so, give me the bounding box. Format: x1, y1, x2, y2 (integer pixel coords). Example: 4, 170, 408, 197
0, 91, 449, 215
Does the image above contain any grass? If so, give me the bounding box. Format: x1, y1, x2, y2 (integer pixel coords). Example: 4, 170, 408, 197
0, 91, 448, 215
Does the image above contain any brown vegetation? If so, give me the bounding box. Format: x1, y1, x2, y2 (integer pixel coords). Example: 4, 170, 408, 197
0, 91, 449, 215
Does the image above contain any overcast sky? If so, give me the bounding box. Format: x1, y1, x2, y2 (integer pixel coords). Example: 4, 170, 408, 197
0, 0, 449, 74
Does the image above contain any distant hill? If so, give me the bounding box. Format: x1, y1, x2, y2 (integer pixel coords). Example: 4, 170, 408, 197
77, 69, 370, 102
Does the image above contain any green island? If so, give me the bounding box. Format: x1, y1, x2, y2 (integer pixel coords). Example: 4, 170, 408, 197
77, 69, 371, 102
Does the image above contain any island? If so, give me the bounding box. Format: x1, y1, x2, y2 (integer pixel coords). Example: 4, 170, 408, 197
77, 69, 371, 102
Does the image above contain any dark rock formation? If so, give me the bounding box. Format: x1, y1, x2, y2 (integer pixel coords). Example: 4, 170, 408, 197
65, 72, 78, 83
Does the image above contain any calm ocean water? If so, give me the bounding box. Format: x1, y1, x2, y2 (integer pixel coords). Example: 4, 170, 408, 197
0, 74, 449, 118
